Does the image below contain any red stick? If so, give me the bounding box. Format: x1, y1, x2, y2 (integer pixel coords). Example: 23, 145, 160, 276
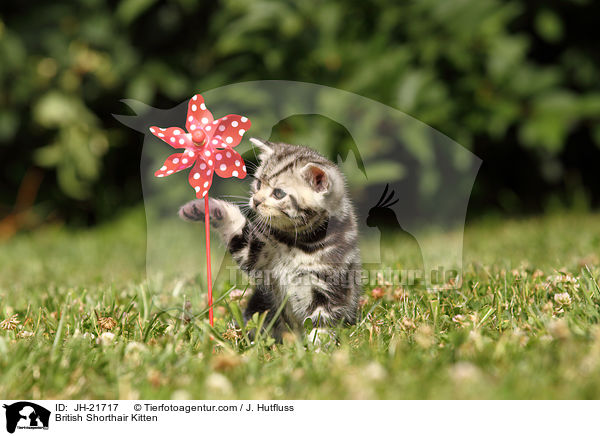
205, 195, 213, 326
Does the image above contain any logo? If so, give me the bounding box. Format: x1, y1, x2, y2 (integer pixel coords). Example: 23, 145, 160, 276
2, 402, 50, 434
116, 80, 481, 292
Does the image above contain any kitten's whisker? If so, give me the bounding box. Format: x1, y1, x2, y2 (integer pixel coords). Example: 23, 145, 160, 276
220, 195, 250, 201
249, 145, 260, 164
293, 219, 299, 245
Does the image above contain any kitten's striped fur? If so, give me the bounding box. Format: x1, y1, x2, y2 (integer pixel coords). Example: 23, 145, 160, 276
179, 138, 362, 339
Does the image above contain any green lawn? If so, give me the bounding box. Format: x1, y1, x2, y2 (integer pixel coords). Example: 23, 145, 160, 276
1, 208, 600, 399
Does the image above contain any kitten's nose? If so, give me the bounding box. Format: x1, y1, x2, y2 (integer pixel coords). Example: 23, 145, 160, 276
253, 197, 262, 207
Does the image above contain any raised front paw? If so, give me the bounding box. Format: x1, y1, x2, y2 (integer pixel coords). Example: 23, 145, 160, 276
178, 198, 225, 224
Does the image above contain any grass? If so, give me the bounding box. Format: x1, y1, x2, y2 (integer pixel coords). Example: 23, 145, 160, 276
1, 207, 600, 399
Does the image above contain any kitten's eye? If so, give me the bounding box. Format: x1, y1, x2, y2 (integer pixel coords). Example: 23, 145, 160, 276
256, 180, 262, 190
272, 188, 286, 200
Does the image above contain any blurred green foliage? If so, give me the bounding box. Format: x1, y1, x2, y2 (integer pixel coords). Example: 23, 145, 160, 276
1, 0, 599, 222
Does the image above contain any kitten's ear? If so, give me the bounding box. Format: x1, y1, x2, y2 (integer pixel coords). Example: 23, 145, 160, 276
250, 137, 274, 160
302, 164, 330, 193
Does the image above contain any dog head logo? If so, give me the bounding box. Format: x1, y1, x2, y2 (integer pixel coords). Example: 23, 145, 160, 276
3, 402, 50, 433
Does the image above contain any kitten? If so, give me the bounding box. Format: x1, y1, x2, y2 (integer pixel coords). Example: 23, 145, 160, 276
179, 138, 362, 340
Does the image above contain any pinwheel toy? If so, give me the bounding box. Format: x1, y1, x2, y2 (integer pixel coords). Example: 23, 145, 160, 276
150, 94, 251, 326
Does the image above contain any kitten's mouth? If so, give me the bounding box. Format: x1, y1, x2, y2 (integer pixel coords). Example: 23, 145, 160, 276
256, 205, 287, 219
254, 205, 297, 229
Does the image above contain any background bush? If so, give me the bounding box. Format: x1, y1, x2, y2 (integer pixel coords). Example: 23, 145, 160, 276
1, 0, 599, 226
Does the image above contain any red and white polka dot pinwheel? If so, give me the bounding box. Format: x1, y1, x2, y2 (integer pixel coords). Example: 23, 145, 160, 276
150, 93, 251, 198
150, 93, 252, 327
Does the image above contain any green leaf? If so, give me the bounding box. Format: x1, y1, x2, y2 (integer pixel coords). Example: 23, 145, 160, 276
535, 9, 563, 43
116, 0, 158, 24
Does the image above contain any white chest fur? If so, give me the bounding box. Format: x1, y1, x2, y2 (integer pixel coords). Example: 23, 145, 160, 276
266, 244, 322, 321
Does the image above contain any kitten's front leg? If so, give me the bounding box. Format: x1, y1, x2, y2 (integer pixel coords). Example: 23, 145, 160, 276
179, 198, 246, 244
303, 288, 342, 349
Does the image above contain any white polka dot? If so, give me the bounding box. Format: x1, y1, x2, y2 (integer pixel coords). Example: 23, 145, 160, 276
226, 151, 231, 158
200, 103, 206, 110
219, 125, 225, 132
200, 163, 206, 170
195, 186, 200, 192
167, 170, 174, 175
203, 181, 209, 188
192, 95, 198, 101
208, 160, 213, 165
194, 173, 200, 180
206, 126, 211, 131
188, 116, 193, 122
220, 164, 226, 171
172, 158, 179, 164
232, 170, 238, 177
235, 160, 240, 166
212, 139, 218, 145
243, 165, 246, 171
179, 139, 185, 145
216, 153, 222, 161
182, 158, 188, 164
206, 170, 211, 176
160, 127, 165, 131
204, 150, 211, 156
239, 129, 245, 135
158, 133, 164, 137
157, 174, 164, 177
202, 190, 207, 196
150, 127, 155, 133
241, 117, 248, 122
232, 121, 238, 127
188, 151, 195, 157
190, 124, 196, 130
173, 129, 181, 135
192, 104, 197, 111
170, 137, 175, 142
160, 166, 167, 171
226, 136, 233, 144
201, 117, 208, 124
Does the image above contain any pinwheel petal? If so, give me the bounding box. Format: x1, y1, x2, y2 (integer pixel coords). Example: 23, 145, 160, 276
186, 94, 215, 132
153, 94, 251, 197
214, 147, 247, 179
211, 115, 251, 148
154, 152, 195, 177
180, 148, 198, 166
188, 157, 214, 198
150, 126, 194, 148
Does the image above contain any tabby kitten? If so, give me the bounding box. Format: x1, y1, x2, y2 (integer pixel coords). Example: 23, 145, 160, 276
179, 138, 362, 339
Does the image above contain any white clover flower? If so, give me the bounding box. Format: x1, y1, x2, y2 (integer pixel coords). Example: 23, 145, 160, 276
0, 314, 19, 331
205, 373, 233, 396
96, 331, 116, 345
554, 292, 572, 307
229, 289, 244, 301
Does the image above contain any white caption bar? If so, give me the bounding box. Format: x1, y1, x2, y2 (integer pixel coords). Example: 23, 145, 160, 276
0, 400, 595, 435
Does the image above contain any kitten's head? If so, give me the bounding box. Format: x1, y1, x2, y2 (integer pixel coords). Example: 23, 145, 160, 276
249, 138, 346, 232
